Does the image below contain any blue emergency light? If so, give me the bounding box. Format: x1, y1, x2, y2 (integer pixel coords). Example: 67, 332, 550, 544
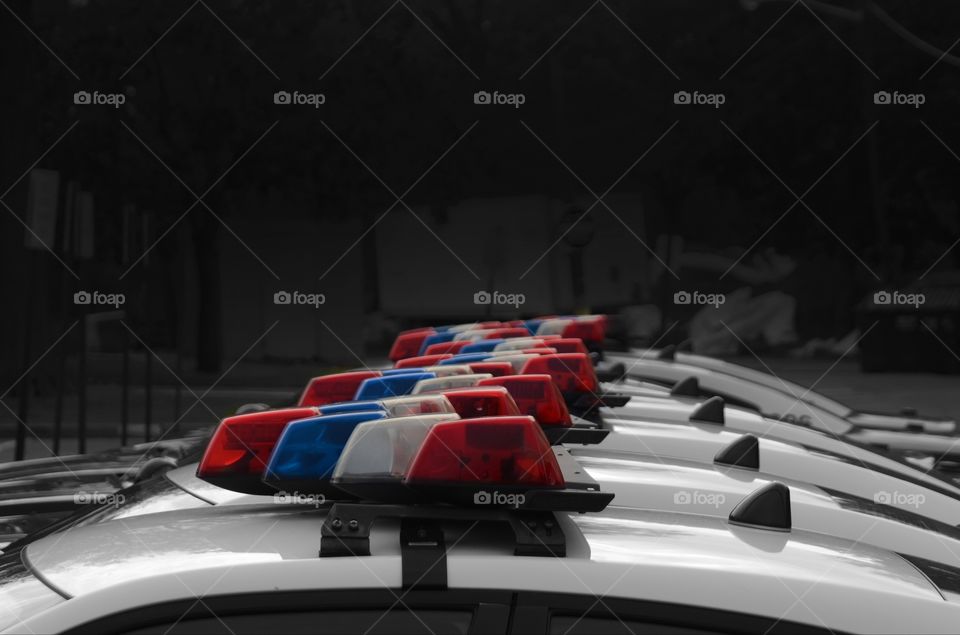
418, 331, 457, 355
437, 353, 492, 365
353, 372, 436, 400
262, 411, 388, 490
460, 339, 504, 353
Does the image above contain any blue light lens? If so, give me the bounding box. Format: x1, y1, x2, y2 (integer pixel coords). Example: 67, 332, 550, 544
524, 319, 543, 335
382, 368, 425, 375
319, 401, 385, 415
264, 411, 388, 483
354, 372, 436, 400
460, 339, 504, 353
418, 331, 457, 355
437, 353, 492, 365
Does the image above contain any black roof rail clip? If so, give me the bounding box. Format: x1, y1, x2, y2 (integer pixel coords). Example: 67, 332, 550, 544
319, 503, 568, 560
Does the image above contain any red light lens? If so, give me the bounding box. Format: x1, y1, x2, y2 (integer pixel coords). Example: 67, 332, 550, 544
522, 347, 558, 355
395, 354, 453, 369
424, 341, 471, 355
441, 387, 522, 419
468, 361, 514, 377
521, 353, 599, 395
483, 327, 531, 340
561, 318, 606, 343
299, 371, 381, 407
548, 338, 591, 356
197, 407, 319, 492
405, 416, 564, 488
389, 330, 435, 361
478, 375, 572, 427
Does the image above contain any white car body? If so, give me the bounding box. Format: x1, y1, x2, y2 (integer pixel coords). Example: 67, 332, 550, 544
9, 456, 960, 634
624, 348, 956, 434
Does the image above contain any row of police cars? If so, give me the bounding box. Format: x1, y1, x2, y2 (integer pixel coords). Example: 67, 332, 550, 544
2, 314, 960, 633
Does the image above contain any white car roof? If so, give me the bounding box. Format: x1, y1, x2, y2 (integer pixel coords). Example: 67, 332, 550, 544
17, 501, 960, 634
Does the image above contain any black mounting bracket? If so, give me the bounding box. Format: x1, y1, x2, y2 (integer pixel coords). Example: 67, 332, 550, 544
320, 503, 568, 564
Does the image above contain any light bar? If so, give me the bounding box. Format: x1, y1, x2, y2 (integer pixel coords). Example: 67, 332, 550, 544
354, 372, 436, 400
389, 329, 435, 361
437, 353, 493, 365
424, 341, 471, 355
535, 318, 572, 336
479, 375, 572, 427
493, 338, 546, 352
395, 354, 452, 369
411, 373, 493, 394
446, 321, 501, 333
331, 413, 462, 500
521, 353, 599, 395
488, 353, 538, 373
404, 416, 565, 504
548, 338, 591, 356
468, 361, 515, 377
418, 331, 458, 355
320, 394, 457, 417
299, 371, 381, 407
482, 327, 530, 340
440, 386, 522, 419
460, 339, 504, 353
262, 411, 389, 492
196, 407, 320, 494
561, 316, 606, 344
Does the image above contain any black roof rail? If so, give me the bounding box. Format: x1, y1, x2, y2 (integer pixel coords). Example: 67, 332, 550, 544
690, 396, 725, 425
657, 344, 677, 361
729, 482, 791, 532
714, 434, 760, 471
670, 376, 700, 397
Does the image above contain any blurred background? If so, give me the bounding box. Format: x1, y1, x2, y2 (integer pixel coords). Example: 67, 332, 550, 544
1, 0, 958, 457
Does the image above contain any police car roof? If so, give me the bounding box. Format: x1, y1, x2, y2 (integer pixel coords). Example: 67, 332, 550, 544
17, 498, 960, 634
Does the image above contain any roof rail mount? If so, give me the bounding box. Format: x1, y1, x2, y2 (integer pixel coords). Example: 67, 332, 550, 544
543, 427, 610, 446
670, 376, 700, 397
690, 396, 725, 425
320, 503, 568, 564
657, 344, 677, 361
714, 434, 760, 470
728, 482, 792, 532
